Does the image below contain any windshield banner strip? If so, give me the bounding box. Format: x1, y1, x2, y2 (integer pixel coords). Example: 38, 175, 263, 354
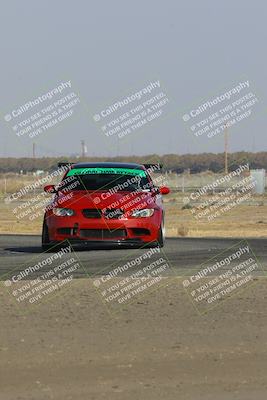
67, 167, 146, 177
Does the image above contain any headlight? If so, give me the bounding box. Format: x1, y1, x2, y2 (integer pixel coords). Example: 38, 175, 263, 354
53, 208, 75, 217
131, 209, 154, 218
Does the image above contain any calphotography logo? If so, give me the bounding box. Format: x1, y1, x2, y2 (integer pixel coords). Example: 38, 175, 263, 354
91, 79, 171, 143
181, 79, 260, 139
3, 81, 82, 139
91, 245, 173, 314
1, 241, 86, 311
182, 241, 263, 315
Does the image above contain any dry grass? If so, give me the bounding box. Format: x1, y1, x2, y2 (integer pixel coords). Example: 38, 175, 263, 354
0, 202, 43, 234
0, 174, 61, 195
164, 193, 267, 237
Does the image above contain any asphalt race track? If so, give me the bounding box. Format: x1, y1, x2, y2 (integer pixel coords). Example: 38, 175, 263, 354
1, 235, 267, 277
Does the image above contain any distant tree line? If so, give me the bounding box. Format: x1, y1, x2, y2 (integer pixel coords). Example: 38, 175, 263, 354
0, 152, 267, 174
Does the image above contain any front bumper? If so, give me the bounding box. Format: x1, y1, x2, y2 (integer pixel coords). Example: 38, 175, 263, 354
45, 211, 161, 245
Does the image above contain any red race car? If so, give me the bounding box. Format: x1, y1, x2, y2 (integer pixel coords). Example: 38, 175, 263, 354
42, 162, 170, 250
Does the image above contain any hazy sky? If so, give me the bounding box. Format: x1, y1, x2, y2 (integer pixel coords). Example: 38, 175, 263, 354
0, 0, 266, 157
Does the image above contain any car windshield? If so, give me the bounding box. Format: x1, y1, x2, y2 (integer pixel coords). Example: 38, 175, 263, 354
58, 167, 152, 192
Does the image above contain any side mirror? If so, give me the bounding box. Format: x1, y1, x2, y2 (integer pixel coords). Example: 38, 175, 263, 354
159, 186, 170, 195
44, 184, 56, 193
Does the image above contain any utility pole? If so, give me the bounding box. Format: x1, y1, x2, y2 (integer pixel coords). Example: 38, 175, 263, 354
224, 125, 228, 174
32, 142, 36, 158
81, 140, 87, 158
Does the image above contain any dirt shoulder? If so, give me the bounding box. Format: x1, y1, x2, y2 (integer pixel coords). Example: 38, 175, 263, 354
0, 277, 267, 400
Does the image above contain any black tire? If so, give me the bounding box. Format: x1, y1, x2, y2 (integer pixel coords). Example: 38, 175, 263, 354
41, 220, 52, 251
157, 223, 165, 248
42, 221, 71, 252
